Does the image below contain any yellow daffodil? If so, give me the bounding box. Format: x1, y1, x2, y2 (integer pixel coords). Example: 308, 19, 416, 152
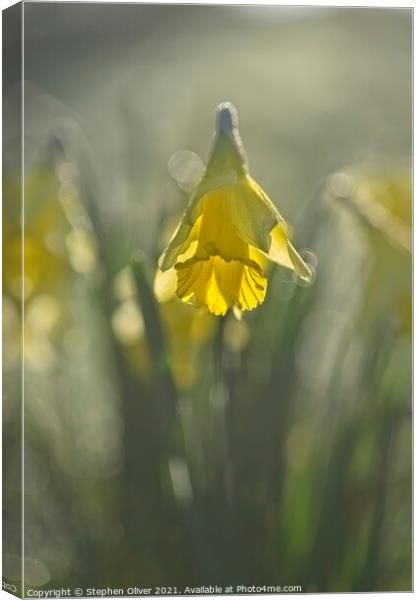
327, 163, 411, 336
3, 169, 71, 301
112, 267, 216, 390
156, 102, 312, 316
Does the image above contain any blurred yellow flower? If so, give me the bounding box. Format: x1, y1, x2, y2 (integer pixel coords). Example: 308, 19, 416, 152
157, 102, 312, 316
112, 267, 216, 390
3, 293, 62, 372
3, 169, 70, 301
3, 165, 100, 375
327, 167, 411, 253
328, 163, 411, 336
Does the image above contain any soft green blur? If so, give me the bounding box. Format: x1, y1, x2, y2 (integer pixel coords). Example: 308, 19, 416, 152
3, 5, 411, 594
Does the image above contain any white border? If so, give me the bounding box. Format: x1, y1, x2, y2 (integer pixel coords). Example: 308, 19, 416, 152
0, 2, 414, 600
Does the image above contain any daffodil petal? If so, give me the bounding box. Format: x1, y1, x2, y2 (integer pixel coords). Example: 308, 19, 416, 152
175, 256, 267, 316
158, 199, 203, 271
287, 241, 313, 282
158, 171, 241, 272
190, 171, 238, 200
191, 188, 254, 264
153, 267, 178, 303
267, 224, 312, 282
266, 223, 294, 269
224, 176, 278, 253
236, 261, 267, 310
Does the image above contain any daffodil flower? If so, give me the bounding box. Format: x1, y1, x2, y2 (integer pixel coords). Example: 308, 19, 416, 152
156, 102, 312, 316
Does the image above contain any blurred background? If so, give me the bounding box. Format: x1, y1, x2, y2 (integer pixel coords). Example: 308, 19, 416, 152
3, 4, 412, 594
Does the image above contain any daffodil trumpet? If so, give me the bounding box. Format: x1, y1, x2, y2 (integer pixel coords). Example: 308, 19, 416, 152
156, 102, 313, 317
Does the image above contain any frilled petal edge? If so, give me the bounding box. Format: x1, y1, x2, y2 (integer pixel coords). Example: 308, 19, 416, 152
175, 255, 267, 316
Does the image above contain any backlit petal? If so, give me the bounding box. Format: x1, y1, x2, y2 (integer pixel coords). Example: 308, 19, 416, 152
158, 198, 203, 271
193, 188, 249, 263
225, 176, 278, 253
267, 224, 312, 282
175, 256, 267, 316
153, 267, 178, 303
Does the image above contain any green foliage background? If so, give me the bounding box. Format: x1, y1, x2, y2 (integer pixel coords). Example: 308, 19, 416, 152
3, 5, 412, 594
